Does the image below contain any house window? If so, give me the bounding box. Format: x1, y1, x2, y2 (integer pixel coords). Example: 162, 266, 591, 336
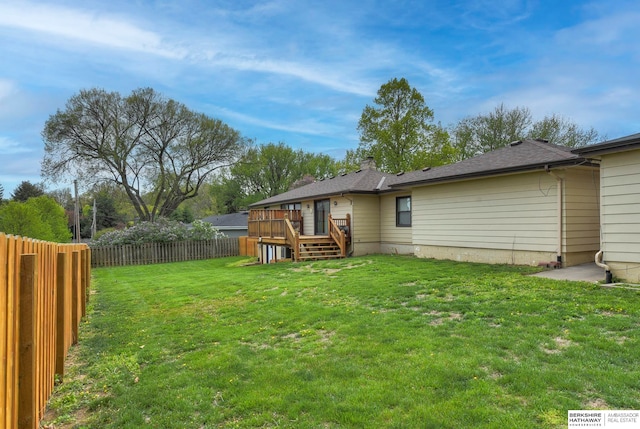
281, 203, 301, 210
396, 196, 411, 227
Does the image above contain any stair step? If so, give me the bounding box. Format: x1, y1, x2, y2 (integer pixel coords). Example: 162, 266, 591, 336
295, 236, 345, 261
299, 254, 344, 260
299, 251, 341, 256
300, 247, 340, 252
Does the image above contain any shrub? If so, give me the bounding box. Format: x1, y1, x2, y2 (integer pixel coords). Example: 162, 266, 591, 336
27, 196, 73, 242
0, 196, 72, 242
90, 219, 225, 246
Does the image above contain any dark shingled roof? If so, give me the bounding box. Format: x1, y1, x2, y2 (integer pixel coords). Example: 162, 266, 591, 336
573, 132, 640, 157
390, 139, 587, 188
249, 167, 406, 207
250, 139, 591, 206
201, 212, 249, 227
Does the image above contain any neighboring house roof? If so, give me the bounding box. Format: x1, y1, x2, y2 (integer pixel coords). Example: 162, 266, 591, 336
249, 167, 407, 207
250, 139, 592, 206
573, 132, 640, 157
201, 212, 249, 229
390, 139, 588, 188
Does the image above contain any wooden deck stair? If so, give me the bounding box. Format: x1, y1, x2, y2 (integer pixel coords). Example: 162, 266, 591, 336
248, 209, 350, 263
298, 237, 343, 261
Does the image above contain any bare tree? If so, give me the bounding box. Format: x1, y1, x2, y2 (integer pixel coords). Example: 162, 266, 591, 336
451, 104, 602, 160
527, 113, 601, 148
42, 88, 246, 221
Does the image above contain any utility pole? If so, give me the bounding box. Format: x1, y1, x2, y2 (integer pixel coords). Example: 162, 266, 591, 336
74, 180, 81, 243
91, 198, 97, 239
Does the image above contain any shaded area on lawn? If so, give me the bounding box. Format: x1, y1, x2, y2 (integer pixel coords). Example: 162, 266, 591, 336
43, 255, 640, 428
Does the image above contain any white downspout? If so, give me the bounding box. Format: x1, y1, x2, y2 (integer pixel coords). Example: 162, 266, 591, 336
595, 250, 612, 283
546, 167, 563, 265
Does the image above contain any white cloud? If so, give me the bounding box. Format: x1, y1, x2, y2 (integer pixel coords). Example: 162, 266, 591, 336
0, 80, 33, 121
0, 136, 33, 154
0, 79, 17, 101
454, 0, 533, 30
211, 55, 373, 97
0, 1, 185, 58
0, 2, 382, 97
210, 105, 344, 137
554, 10, 640, 59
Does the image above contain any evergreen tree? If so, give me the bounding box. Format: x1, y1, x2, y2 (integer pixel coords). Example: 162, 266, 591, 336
11, 181, 44, 202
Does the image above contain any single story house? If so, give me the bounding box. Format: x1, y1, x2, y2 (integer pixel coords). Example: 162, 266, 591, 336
574, 133, 640, 283
200, 212, 249, 238
250, 139, 601, 268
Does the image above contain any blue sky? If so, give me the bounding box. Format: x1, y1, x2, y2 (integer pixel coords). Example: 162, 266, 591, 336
1, 0, 640, 195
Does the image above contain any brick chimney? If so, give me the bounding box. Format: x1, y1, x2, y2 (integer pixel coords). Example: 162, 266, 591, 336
360, 156, 377, 170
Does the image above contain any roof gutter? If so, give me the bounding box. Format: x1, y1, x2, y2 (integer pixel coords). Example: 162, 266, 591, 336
248, 190, 381, 208
390, 159, 593, 189
573, 136, 640, 157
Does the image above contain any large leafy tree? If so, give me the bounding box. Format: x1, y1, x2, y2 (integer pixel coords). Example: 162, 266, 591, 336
86, 185, 126, 232
355, 77, 437, 173
452, 104, 601, 159
42, 88, 246, 221
212, 142, 338, 212
171, 183, 218, 220
210, 175, 245, 214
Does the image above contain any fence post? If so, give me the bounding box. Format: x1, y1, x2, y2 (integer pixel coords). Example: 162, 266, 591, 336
55, 252, 68, 379
84, 248, 91, 303
71, 251, 80, 345
80, 250, 88, 318
1, 233, 14, 429
18, 254, 37, 429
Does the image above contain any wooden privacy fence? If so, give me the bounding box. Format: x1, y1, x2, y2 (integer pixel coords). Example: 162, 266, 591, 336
90, 238, 241, 267
1, 233, 91, 429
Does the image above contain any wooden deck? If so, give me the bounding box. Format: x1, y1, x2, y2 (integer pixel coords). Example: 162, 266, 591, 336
248, 209, 350, 262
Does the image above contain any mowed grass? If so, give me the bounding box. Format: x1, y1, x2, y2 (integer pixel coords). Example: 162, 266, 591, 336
44, 255, 640, 428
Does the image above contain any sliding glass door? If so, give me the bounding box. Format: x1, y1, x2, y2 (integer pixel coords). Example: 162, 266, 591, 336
314, 199, 330, 235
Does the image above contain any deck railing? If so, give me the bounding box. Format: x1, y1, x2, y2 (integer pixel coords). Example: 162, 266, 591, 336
284, 218, 300, 261
328, 213, 350, 258
249, 209, 351, 261
248, 209, 303, 238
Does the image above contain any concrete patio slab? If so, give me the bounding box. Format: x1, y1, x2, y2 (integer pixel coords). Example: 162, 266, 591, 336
531, 263, 606, 283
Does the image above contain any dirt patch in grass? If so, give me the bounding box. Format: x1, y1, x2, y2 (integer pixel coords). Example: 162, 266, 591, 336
614, 335, 629, 345
586, 398, 610, 409
282, 332, 302, 341
541, 336, 573, 354
289, 259, 373, 274
317, 329, 335, 344
427, 311, 463, 326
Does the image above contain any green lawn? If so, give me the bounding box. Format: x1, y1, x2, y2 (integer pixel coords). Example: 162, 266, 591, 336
44, 255, 640, 428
